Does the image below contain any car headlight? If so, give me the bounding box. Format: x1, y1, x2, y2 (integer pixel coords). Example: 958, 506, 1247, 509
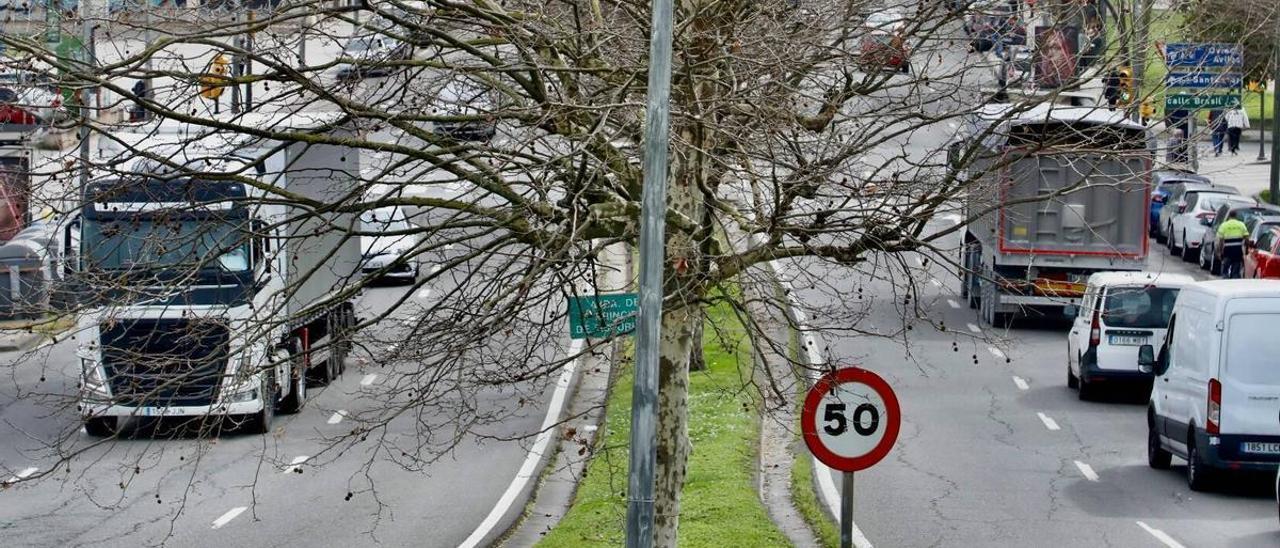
81, 358, 108, 394
224, 352, 260, 404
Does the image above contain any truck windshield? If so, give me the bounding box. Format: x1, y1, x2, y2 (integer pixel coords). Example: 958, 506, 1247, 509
82, 217, 251, 274
1102, 286, 1179, 329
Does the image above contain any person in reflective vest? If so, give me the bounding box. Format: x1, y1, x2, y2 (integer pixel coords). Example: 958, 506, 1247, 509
1217, 212, 1249, 279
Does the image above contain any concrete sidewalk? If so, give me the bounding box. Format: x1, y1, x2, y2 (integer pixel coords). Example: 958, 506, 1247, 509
1190, 141, 1275, 199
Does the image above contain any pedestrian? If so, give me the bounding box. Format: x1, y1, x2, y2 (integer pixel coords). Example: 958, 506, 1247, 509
1103, 69, 1120, 110
1217, 211, 1249, 279
1209, 109, 1226, 156
1225, 106, 1250, 155
130, 79, 149, 122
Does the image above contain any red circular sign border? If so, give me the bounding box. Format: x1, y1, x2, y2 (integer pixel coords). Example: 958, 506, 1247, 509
801, 367, 901, 472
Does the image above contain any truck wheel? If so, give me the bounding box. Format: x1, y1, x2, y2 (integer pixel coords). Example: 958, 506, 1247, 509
245, 378, 275, 434
84, 416, 117, 437
279, 347, 307, 414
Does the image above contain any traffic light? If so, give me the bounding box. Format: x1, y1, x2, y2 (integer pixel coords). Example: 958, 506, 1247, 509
200, 54, 230, 100
1116, 67, 1134, 106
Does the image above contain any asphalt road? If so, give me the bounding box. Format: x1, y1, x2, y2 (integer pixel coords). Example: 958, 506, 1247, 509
789, 223, 1279, 547
0, 233, 567, 548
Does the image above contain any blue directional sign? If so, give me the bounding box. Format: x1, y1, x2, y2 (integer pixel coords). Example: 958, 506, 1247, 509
1166, 71, 1243, 89
1165, 43, 1243, 68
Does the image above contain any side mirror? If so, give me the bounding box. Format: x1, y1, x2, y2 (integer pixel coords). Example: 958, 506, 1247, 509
1063, 304, 1078, 319
1200, 217, 1214, 226
1137, 344, 1156, 373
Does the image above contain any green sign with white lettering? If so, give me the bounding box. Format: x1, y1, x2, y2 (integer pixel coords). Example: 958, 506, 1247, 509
568, 293, 638, 339
1164, 94, 1241, 110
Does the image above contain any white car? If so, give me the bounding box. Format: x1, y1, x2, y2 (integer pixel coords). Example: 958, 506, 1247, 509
1141, 280, 1280, 491
360, 206, 420, 282
336, 32, 413, 80
0, 69, 69, 124
1167, 190, 1248, 261
1066, 271, 1192, 400
432, 78, 498, 141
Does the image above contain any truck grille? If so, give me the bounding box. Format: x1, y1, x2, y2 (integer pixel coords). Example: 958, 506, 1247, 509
100, 319, 229, 407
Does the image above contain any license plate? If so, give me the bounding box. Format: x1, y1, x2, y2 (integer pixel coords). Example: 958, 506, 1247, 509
1108, 335, 1147, 346
1242, 442, 1280, 455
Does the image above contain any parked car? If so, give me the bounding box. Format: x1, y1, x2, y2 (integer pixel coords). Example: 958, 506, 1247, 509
1141, 280, 1280, 491
1066, 271, 1192, 400
858, 9, 911, 73
1168, 192, 1254, 262
432, 78, 498, 142
1150, 170, 1212, 238
1199, 202, 1280, 274
1245, 226, 1280, 279
359, 206, 420, 282
1165, 188, 1242, 257
336, 32, 413, 80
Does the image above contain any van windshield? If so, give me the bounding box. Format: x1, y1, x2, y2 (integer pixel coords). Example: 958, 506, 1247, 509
1102, 286, 1179, 328
1226, 314, 1280, 385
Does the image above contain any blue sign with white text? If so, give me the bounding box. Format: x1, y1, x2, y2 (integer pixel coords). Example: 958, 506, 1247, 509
1166, 72, 1243, 89
1165, 43, 1243, 68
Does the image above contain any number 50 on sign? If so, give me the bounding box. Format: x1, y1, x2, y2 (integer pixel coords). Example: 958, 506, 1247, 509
802, 367, 901, 472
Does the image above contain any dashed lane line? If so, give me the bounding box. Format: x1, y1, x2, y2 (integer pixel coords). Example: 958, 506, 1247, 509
988, 346, 1006, 360
2, 466, 38, 485
948, 299, 962, 309
211, 507, 247, 529
416, 288, 432, 299
1136, 521, 1186, 548
327, 410, 348, 425
1074, 460, 1099, 482
1012, 376, 1029, 390
929, 279, 943, 288
967, 323, 982, 334
282, 456, 309, 474
360, 374, 378, 386
1037, 412, 1061, 431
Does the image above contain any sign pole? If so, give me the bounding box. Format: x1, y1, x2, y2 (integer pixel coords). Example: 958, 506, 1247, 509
624, 0, 675, 543
840, 471, 855, 548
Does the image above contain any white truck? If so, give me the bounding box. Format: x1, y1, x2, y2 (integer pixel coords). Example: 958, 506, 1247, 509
69, 115, 362, 435
951, 104, 1153, 326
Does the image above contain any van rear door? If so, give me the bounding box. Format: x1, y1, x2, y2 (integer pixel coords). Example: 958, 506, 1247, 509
1219, 303, 1280, 459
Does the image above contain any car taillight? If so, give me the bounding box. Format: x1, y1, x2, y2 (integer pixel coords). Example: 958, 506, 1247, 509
1197, 212, 1215, 223
1177, 203, 1187, 214
1089, 308, 1100, 347
1207, 378, 1221, 435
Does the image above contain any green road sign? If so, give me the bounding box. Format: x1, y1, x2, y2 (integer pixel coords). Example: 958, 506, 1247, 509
1164, 94, 1241, 110
568, 293, 637, 339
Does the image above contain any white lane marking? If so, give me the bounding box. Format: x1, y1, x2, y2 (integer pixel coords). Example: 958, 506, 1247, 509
3, 466, 38, 484
360, 374, 378, 386
988, 346, 1006, 360
938, 214, 961, 224
929, 279, 943, 288
1012, 376, 1029, 390
948, 299, 962, 309
416, 288, 432, 299
914, 256, 924, 267
211, 506, 247, 529
754, 233, 872, 548
1037, 412, 1061, 431
948, 122, 958, 129
1136, 521, 1186, 548
444, 243, 454, 250
282, 455, 309, 474
967, 323, 982, 334
327, 410, 348, 425
1074, 460, 1099, 482
431, 264, 441, 274
458, 338, 584, 548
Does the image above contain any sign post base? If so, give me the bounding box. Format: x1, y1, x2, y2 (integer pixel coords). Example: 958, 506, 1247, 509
840, 471, 855, 548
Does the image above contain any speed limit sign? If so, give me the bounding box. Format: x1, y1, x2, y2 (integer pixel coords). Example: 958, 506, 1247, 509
802, 367, 901, 472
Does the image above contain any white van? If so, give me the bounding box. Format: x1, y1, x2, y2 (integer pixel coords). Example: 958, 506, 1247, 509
1141, 279, 1280, 491
1066, 272, 1193, 400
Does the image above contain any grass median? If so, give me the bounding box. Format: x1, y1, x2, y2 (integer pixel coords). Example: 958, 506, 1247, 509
538, 300, 789, 547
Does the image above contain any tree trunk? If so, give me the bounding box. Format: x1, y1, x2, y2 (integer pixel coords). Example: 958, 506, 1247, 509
688, 315, 707, 372
653, 302, 695, 547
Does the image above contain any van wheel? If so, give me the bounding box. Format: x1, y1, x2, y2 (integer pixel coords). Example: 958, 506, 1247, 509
1147, 421, 1171, 469
1066, 356, 1079, 389
84, 416, 117, 437
1187, 436, 1215, 491
1077, 370, 1093, 401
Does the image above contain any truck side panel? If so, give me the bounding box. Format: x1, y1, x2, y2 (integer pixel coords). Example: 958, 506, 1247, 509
279, 138, 361, 320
